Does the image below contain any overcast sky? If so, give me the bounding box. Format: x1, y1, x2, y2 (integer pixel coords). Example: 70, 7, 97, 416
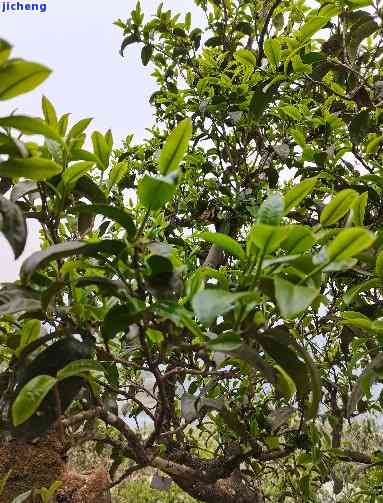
0, 0, 205, 282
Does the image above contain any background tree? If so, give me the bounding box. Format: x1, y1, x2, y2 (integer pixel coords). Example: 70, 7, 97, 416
0, 0, 383, 501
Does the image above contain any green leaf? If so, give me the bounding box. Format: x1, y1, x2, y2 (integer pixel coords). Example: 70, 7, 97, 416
247, 224, 287, 254
257, 192, 284, 225
103, 301, 145, 342
280, 105, 302, 121
0, 115, 61, 142
352, 192, 368, 226
141, 44, 154, 66
264, 39, 281, 70
0, 39, 12, 65
0, 195, 27, 258
57, 359, 104, 380
0, 59, 51, 100
192, 289, 247, 326
70, 149, 98, 163
108, 161, 129, 190
159, 118, 192, 175
207, 333, 242, 352
146, 328, 164, 345
199, 232, 245, 260
343, 279, 381, 305
375, 251, 383, 279
20, 239, 126, 283
16, 319, 40, 358
282, 226, 315, 254
73, 203, 136, 240
41, 96, 57, 128
234, 49, 257, 66
91, 131, 111, 171
137, 174, 176, 210
0, 158, 62, 181
295, 15, 334, 43
67, 118, 93, 139
321, 189, 359, 226
61, 161, 94, 190
12, 375, 57, 426
366, 135, 383, 154
274, 277, 319, 318
326, 228, 375, 262
57, 113, 70, 136
284, 177, 317, 213
250, 79, 280, 121
259, 328, 310, 398
0, 285, 41, 315
349, 110, 370, 144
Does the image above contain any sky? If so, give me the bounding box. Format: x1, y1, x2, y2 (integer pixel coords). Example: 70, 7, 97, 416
0, 0, 205, 282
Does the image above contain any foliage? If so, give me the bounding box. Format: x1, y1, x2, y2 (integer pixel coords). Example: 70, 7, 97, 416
1, 0, 383, 501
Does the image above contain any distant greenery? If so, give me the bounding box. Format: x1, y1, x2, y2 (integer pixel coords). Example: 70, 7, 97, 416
113, 479, 198, 503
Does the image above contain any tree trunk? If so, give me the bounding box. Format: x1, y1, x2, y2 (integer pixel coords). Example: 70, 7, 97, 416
172, 471, 264, 503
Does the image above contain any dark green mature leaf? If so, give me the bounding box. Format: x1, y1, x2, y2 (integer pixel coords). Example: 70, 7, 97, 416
0, 285, 41, 315
0, 195, 27, 258
159, 119, 192, 175
0, 59, 51, 100
259, 329, 310, 398
320, 189, 358, 226
10, 181, 38, 202
207, 333, 242, 352
0, 158, 62, 181
250, 80, 278, 121
103, 301, 145, 342
192, 289, 247, 326
349, 110, 370, 144
274, 277, 319, 318
141, 44, 154, 66
12, 375, 57, 426
56, 359, 104, 381
326, 227, 375, 262
75, 175, 108, 204
257, 192, 284, 225
199, 232, 245, 260
137, 175, 176, 210
0, 116, 61, 141
72, 204, 136, 240
63, 161, 94, 186
284, 177, 317, 213
20, 239, 126, 283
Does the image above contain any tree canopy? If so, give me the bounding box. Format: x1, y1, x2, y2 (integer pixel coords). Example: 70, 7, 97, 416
1, 0, 383, 501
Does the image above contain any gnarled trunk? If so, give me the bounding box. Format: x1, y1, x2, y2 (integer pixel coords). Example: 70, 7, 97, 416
173, 471, 263, 503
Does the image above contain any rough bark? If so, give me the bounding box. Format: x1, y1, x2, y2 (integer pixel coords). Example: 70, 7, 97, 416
172, 471, 263, 503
